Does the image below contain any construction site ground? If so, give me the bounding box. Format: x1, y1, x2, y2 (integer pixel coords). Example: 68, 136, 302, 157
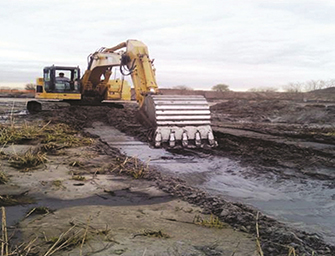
0, 94, 335, 256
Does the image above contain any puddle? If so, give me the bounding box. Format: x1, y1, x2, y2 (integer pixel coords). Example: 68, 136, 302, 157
86, 122, 335, 245
0, 110, 28, 121
0, 98, 29, 123
4, 191, 171, 228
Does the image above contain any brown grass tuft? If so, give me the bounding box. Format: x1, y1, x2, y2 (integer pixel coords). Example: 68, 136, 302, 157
0, 171, 9, 184
193, 214, 225, 229
110, 157, 149, 179
9, 149, 47, 170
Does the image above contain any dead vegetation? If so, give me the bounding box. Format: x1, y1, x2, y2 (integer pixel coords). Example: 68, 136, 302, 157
134, 229, 170, 239
193, 214, 225, 229
0, 193, 34, 207
51, 180, 63, 188
41, 142, 61, 153
0, 210, 116, 256
69, 161, 83, 167
110, 156, 149, 179
71, 175, 86, 181
0, 123, 41, 145
9, 149, 47, 170
0, 122, 93, 149
41, 123, 93, 148
0, 121, 94, 171
0, 171, 8, 184
27, 206, 52, 215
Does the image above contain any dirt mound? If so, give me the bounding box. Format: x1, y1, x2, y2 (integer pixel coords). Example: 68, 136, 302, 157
211, 100, 335, 124
307, 87, 335, 102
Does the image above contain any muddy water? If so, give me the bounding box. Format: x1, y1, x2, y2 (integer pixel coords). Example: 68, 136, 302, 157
87, 122, 335, 245
0, 98, 29, 123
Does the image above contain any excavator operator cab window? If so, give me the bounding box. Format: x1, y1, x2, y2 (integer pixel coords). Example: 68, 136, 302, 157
55, 71, 71, 92
43, 69, 51, 91
73, 69, 80, 91
44, 67, 80, 93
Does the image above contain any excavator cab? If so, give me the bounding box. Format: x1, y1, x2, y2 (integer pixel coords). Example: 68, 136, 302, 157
41, 66, 81, 94
28, 66, 82, 112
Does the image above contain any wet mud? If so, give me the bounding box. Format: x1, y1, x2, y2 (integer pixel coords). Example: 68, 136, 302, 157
30, 100, 335, 255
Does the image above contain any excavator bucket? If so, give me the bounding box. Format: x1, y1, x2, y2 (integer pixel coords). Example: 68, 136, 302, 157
139, 95, 217, 148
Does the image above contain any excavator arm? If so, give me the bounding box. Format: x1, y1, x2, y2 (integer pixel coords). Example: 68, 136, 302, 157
103, 40, 158, 106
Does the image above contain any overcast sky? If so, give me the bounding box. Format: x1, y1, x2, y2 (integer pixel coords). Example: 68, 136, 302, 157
0, 0, 334, 91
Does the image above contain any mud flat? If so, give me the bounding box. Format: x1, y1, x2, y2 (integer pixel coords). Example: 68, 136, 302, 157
0, 108, 254, 255
29, 103, 335, 255
0, 98, 335, 255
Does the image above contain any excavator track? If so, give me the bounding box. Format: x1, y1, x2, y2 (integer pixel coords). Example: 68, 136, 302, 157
27, 99, 124, 113
27, 100, 71, 113
140, 95, 217, 148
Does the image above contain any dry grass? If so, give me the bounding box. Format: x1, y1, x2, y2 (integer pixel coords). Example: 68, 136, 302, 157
193, 214, 225, 229
42, 225, 88, 256
134, 229, 170, 239
1, 207, 9, 256
9, 149, 47, 170
0, 122, 93, 150
0, 194, 34, 207
325, 131, 335, 136
0, 211, 95, 256
52, 180, 63, 188
0, 123, 42, 145
110, 157, 149, 179
0, 171, 8, 184
41, 123, 93, 148
71, 175, 86, 181
26, 206, 52, 217
69, 161, 83, 167
41, 142, 62, 153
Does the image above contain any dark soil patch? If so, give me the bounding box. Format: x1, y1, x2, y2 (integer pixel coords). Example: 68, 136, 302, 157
0, 193, 34, 206
211, 99, 335, 125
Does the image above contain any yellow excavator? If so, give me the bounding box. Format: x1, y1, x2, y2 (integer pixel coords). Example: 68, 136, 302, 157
27, 40, 216, 148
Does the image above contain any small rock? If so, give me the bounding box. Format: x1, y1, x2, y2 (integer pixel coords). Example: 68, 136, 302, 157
220, 209, 230, 217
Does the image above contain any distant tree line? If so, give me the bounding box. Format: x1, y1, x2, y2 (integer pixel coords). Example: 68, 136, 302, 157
172, 85, 194, 90
283, 79, 335, 93
25, 83, 36, 90
172, 83, 231, 92
248, 87, 278, 92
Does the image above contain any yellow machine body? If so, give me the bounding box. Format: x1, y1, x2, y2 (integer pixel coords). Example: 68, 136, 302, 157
35, 78, 81, 100
107, 79, 131, 101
